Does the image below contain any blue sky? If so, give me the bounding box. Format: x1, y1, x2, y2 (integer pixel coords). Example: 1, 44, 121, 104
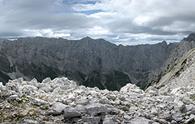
79, 10, 104, 15
0, 0, 194, 45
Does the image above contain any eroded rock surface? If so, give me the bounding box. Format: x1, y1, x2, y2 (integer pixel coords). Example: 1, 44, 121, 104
0, 77, 195, 124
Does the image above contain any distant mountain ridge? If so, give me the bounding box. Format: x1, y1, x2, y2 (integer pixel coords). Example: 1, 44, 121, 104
0, 34, 195, 90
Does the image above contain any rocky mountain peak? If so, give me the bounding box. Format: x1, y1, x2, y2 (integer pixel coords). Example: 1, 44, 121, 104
183, 33, 195, 41
81, 36, 93, 41
161, 40, 167, 45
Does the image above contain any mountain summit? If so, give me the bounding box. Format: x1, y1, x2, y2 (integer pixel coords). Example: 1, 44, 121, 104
184, 33, 195, 41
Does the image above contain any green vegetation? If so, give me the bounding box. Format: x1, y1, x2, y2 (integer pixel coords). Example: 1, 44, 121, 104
190, 94, 195, 101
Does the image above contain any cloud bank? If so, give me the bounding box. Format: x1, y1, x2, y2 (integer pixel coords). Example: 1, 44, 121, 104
0, 0, 194, 45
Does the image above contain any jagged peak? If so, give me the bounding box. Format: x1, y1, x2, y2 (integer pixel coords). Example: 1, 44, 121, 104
79, 36, 116, 47
162, 40, 167, 44
188, 32, 195, 37
160, 40, 167, 46
183, 33, 195, 41
81, 36, 94, 40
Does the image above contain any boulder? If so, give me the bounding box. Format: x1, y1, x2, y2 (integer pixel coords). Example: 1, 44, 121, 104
151, 107, 158, 115
64, 107, 82, 119
0, 82, 6, 91
86, 104, 108, 116
22, 119, 39, 124
76, 98, 89, 105
185, 114, 195, 124
172, 112, 183, 122
50, 102, 67, 115
7, 94, 20, 102
120, 83, 143, 94
82, 116, 101, 124
21, 85, 38, 95
103, 116, 118, 124
30, 97, 48, 106
130, 117, 157, 124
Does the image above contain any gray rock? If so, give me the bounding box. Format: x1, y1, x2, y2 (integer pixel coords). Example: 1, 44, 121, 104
82, 116, 101, 124
0, 82, 6, 91
154, 118, 168, 124
21, 85, 38, 95
103, 119, 117, 124
177, 100, 186, 113
172, 112, 183, 122
171, 120, 177, 124
76, 98, 89, 105
185, 114, 195, 124
130, 117, 155, 124
64, 107, 81, 119
41, 77, 51, 84
103, 115, 118, 124
159, 111, 172, 121
5, 79, 20, 92
22, 119, 39, 124
186, 104, 195, 114
185, 118, 195, 124
86, 104, 108, 116
50, 102, 67, 115
151, 107, 158, 115
30, 97, 48, 106
7, 94, 20, 102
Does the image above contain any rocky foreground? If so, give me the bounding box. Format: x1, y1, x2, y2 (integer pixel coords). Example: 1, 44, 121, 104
0, 77, 195, 124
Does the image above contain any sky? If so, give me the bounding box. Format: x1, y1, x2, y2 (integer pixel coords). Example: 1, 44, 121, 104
0, 0, 194, 45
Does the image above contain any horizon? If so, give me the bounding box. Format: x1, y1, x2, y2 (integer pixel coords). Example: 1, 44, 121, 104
4, 33, 192, 46
0, 0, 195, 45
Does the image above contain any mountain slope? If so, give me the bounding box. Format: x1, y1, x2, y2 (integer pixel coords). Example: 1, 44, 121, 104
146, 33, 195, 88
154, 47, 195, 93
163, 33, 195, 75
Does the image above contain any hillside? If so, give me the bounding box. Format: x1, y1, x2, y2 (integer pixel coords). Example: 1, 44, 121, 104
153, 48, 195, 93
146, 33, 195, 88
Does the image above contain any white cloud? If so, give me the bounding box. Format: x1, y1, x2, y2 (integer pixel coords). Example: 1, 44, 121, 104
0, 0, 194, 44
23, 29, 71, 38
87, 26, 110, 36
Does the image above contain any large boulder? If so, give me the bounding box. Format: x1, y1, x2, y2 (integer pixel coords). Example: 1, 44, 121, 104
64, 107, 82, 119
130, 117, 158, 124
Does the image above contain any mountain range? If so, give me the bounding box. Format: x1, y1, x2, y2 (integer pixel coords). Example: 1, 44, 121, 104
0, 33, 195, 90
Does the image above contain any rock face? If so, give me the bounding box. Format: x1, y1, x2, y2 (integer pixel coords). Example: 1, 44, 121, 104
144, 33, 195, 88
0, 73, 195, 124
154, 48, 195, 93
0, 36, 177, 90
162, 33, 195, 77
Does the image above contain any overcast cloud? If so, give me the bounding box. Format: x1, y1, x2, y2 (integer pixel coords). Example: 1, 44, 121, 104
0, 0, 194, 45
